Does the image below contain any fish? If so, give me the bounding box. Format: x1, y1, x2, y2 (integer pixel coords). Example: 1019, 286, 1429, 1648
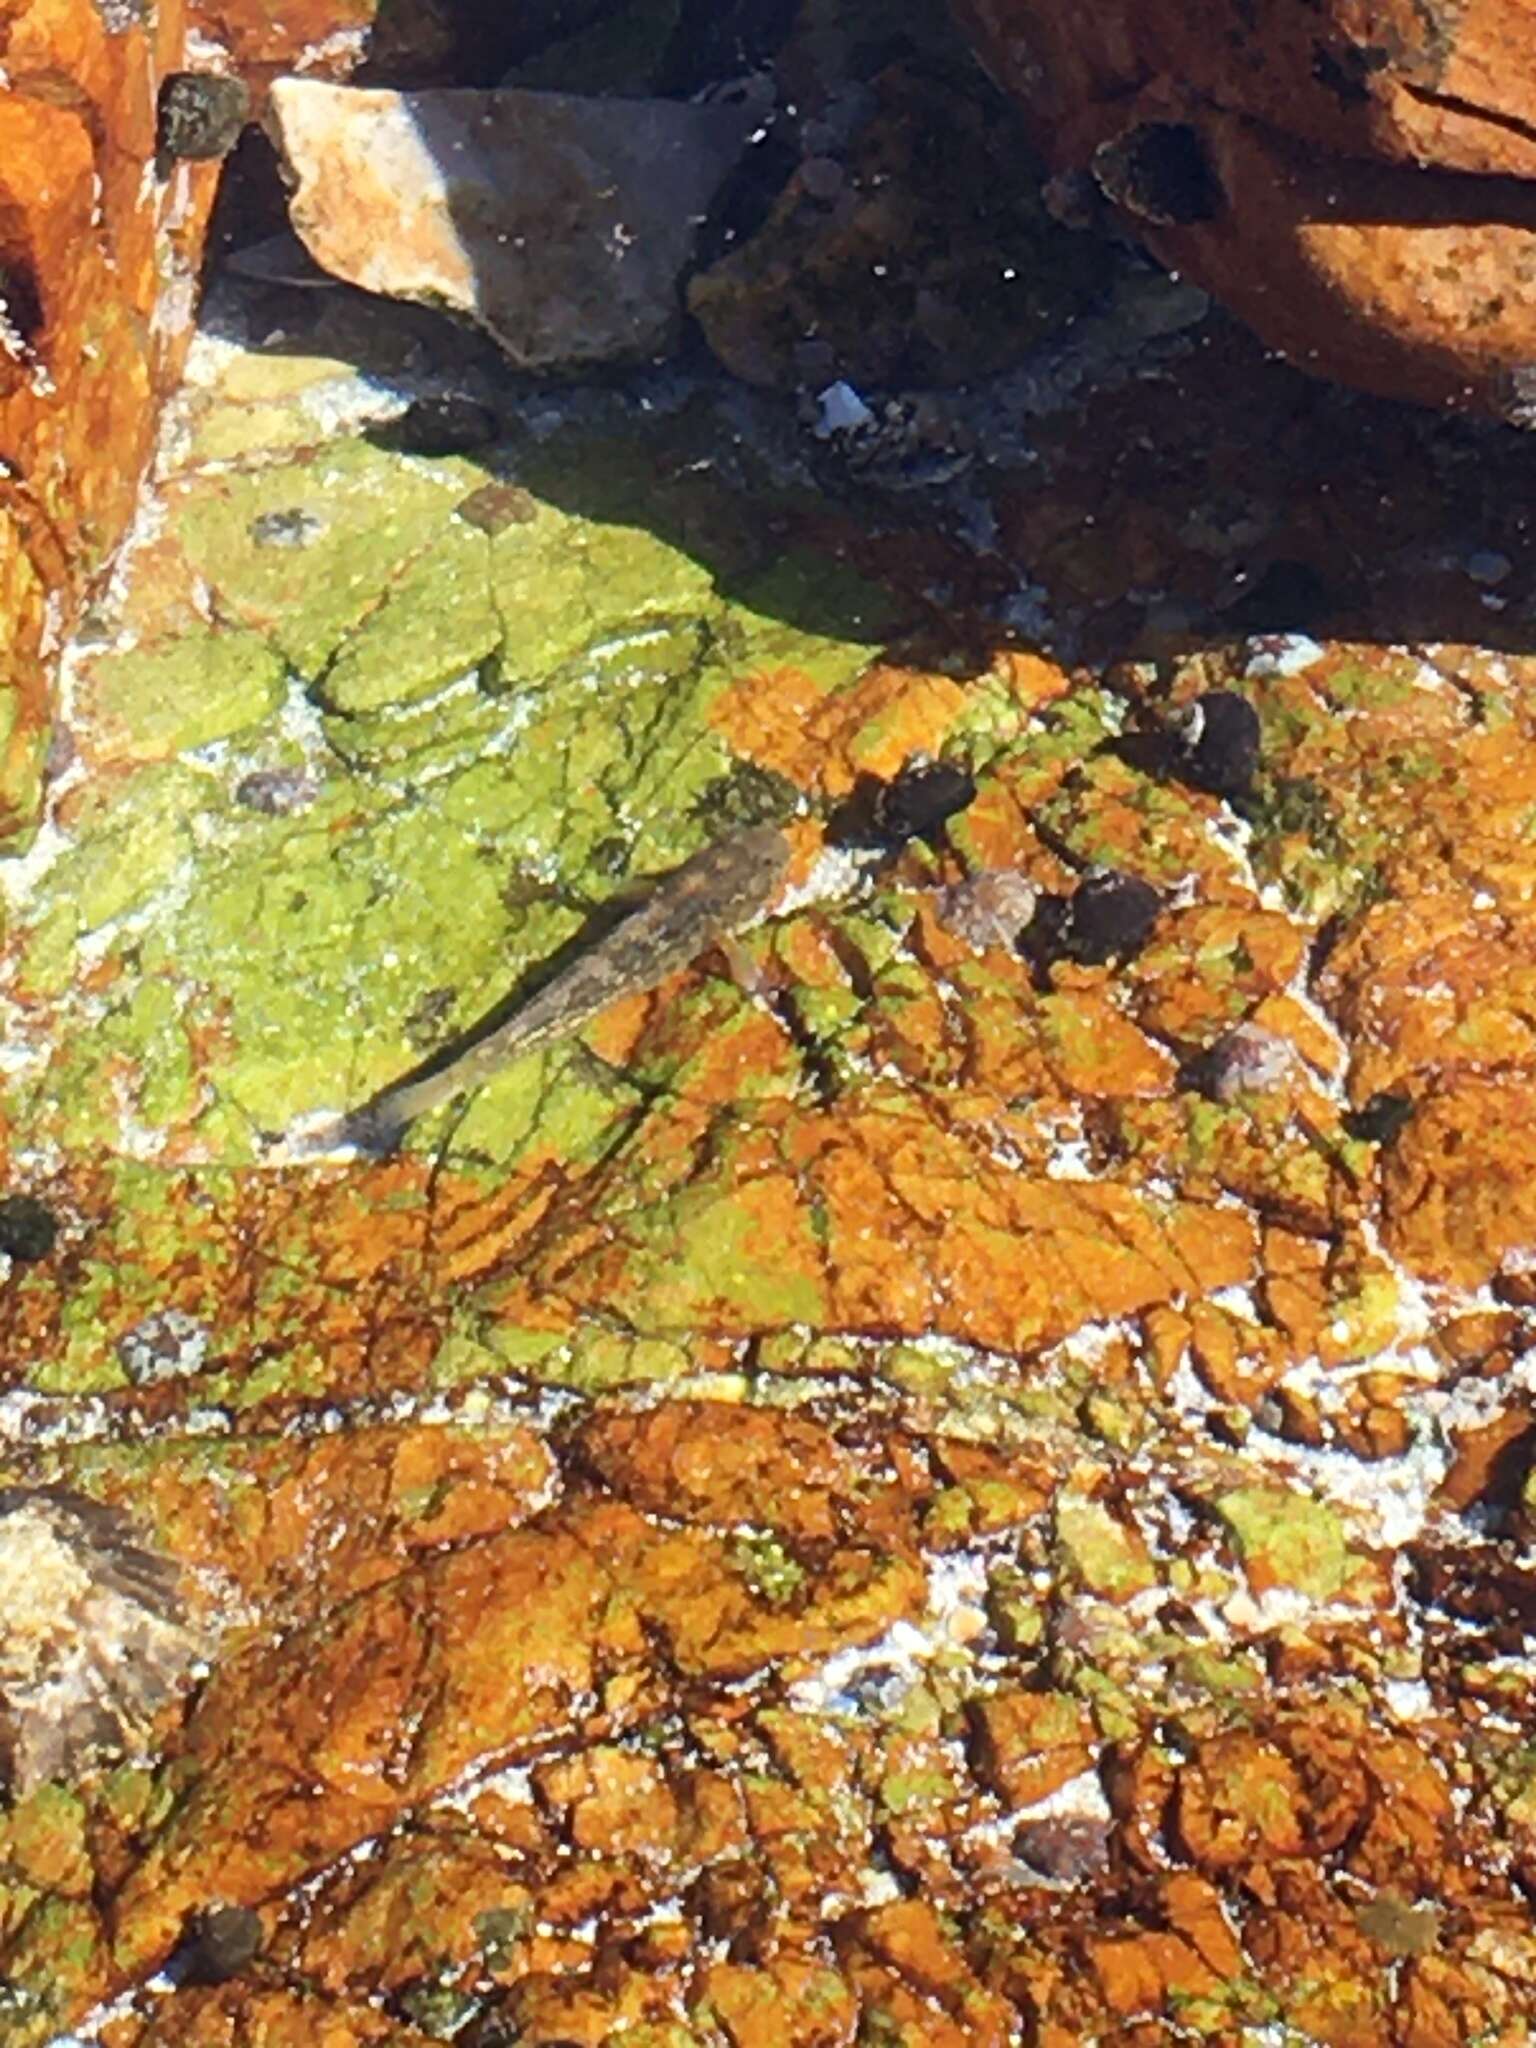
290, 821, 792, 1158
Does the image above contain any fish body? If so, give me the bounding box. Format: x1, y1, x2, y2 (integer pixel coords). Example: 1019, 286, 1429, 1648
333, 821, 791, 1151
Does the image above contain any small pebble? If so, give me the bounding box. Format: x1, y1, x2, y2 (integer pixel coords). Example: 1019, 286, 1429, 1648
235, 768, 319, 816
1186, 1023, 1295, 1103
455, 482, 537, 535
1465, 549, 1512, 587
799, 155, 845, 202
932, 869, 1038, 952
0, 1195, 58, 1262
386, 394, 499, 458
813, 380, 875, 437
116, 1309, 211, 1386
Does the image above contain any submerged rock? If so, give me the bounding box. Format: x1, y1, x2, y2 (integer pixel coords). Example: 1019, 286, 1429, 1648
266, 78, 764, 369
955, 0, 1536, 417
688, 64, 1106, 389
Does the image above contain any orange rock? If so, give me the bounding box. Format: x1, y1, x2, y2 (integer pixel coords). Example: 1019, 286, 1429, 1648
845, 1898, 1015, 2044
109, 1498, 924, 1977
574, 1400, 859, 1544
708, 661, 969, 800
97, 1985, 439, 2046
955, 0, 1536, 415
1381, 1077, 1536, 1287
0, 0, 379, 844
1170, 1732, 1307, 1871
534, 1746, 680, 1860
968, 1689, 1095, 1810
702, 1955, 858, 2047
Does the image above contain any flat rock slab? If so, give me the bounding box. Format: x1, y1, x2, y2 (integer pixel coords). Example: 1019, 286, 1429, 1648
268, 77, 762, 369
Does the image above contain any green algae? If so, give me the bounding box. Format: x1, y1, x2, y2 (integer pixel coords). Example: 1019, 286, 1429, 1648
170, 440, 474, 680
1054, 1493, 1158, 1601
83, 628, 287, 759
1214, 1485, 1357, 1601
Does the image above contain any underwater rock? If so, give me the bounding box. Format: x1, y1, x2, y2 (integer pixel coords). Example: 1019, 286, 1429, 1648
0, 0, 377, 849
266, 78, 764, 369
954, 0, 1536, 416
688, 64, 1107, 389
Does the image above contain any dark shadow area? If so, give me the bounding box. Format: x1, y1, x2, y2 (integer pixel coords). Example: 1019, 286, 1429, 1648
197, 0, 1536, 689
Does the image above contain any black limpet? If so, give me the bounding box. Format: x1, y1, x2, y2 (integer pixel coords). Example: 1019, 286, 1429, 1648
874, 761, 977, 845
249, 507, 324, 550
0, 1194, 58, 1262
1169, 690, 1261, 800
174, 1904, 264, 1986
380, 394, 499, 458
1056, 870, 1163, 966
1343, 1091, 1415, 1144
156, 72, 251, 163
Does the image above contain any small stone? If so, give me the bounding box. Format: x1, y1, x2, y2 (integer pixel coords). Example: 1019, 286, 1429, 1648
455, 481, 538, 535
1354, 1892, 1441, 1958
116, 1308, 211, 1386
1012, 1813, 1113, 1884
1186, 1023, 1296, 1104
1057, 870, 1162, 966
175, 1903, 264, 1985
248, 507, 325, 550
235, 768, 319, 816
156, 73, 251, 164
0, 1194, 58, 1262
1466, 549, 1512, 586
1223, 558, 1338, 633
813, 380, 875, 436
799, 154, 846, 203
1168, 689, 1261, 800
384, 394, 500, 458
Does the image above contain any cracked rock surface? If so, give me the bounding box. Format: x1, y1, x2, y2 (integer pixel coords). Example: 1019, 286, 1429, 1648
9, 69, 1536, 2048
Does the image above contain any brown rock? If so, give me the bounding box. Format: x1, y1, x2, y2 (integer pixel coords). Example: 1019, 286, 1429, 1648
953, 0, 1536, 416
108, 1497, 924, 1979
967, 1688, 1095, 1810
1438, 1403, 1536, 1513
